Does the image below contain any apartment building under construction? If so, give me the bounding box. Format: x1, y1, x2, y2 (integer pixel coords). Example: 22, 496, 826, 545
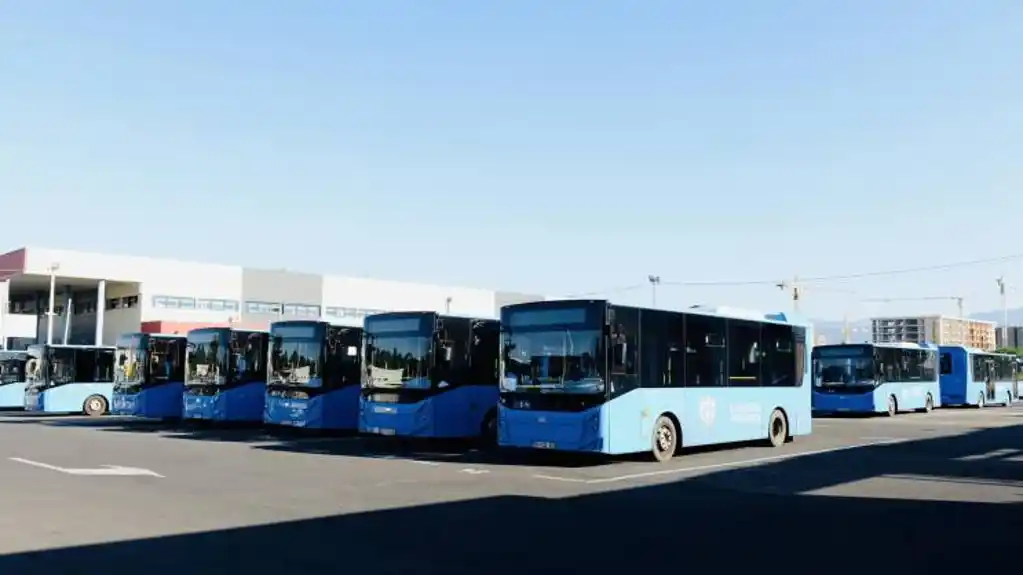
870, 315, 997, 350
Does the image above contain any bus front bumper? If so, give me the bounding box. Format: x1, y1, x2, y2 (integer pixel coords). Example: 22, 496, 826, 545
497, 405, 603, 452
812, 391, 877, 414
359, 398, 433, 437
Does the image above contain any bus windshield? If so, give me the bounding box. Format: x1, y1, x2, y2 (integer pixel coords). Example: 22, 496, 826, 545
365, 334, 430, 389
0, 355, 26, 384
501, 328, 604, 394
187, 331, 227, 385
271, 327, 323, 386
115, 336, 143, 387
813, 347, 875, 387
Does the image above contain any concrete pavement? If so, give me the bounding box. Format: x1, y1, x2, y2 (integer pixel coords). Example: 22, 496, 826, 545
0, 406, 1019, 574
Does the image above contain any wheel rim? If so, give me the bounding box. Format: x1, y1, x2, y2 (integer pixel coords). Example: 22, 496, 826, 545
889, 398, 895, 414
89, 399, 102, 413
772, 418, 784, 439
656, 424, 673, 453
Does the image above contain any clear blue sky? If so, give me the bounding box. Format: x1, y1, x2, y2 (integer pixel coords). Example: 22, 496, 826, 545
2, 1, 1022, 319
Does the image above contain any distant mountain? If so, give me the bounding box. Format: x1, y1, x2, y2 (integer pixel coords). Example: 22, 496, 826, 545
969, 307, 1023, 325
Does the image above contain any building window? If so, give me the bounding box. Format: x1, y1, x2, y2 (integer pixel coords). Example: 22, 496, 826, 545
152, 295, 197, 310
245, 300, 282, 315
195, 298, 240, 312
283, 303, 321, 318
324, 306, 387, 320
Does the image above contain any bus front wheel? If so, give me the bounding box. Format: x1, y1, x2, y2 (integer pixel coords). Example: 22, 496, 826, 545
650, 415, 678, 463
83, 395, 108, 417
767, 409, 788, 448
885, 396, 897, 417
480, 410, 498, 446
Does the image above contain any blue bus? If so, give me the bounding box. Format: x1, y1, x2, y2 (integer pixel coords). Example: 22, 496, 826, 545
359, 311, 501, 440
497, 300, 812, 462
23, 344, 116, 416
0, 351, 29, 409
264, 320, 364, 429
182, 327, 269, 422
111, 333, 187, 419
938, 346, 1018, 407
811, 342, 940, 416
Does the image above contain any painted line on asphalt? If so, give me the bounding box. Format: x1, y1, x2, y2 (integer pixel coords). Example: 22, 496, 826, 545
532, 438, 907, 485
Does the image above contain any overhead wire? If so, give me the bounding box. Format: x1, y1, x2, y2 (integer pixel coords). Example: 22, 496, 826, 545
564, 252, 1023, 296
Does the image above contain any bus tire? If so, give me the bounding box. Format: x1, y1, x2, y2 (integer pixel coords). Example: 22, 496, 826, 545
919, 394, 934, 413
1005, 392, 1013, 407
650, 415, 678, 463
767, 409, 787, 448
885, 395, 897, 417
976, 393, 985, 409
83, 395, 108, 417
480, 409, 498, 446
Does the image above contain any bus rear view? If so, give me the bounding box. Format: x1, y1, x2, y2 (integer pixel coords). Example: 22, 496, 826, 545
183, 328, 269, 422
938, 346, 1017, 407
359, 311, 500, 440
264, 320, 364, 429
0, 351, 28, 409
111, 333, 187, 419
23, 344, 116, 416
812, 343, 940, 416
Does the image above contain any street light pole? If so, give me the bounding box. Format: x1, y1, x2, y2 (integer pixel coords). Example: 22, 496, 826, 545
647, 275, 661, 307
46, 263, 59, 345
996, 276, 1008, 347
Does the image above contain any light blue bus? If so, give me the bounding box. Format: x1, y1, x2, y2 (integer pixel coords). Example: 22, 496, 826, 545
182, 327, 269, 422
0, 351, 29, 409
938, 346, 1018, 407
497, 299, 812, 462
111, 333, 187, 419
811, 342, 941, 416
264, 320, 364, 429
23, 344, 116, 416
359, 311, 501, 441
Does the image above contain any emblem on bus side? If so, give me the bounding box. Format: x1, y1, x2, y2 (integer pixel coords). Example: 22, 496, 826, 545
698, 397, 716, 426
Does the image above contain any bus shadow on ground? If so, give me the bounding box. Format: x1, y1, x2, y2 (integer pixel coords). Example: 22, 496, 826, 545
254, 435, 791, 468
1, 424, 1019, 575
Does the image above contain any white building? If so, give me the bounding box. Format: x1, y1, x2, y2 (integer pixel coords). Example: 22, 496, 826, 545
870, 315, 997, 350
0, 247, 544, 349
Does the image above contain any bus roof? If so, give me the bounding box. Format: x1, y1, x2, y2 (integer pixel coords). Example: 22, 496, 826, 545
938, 344, 1015, 356
501, 299, 806, 327
815, 341, 939, 351
28, 344, 117, 350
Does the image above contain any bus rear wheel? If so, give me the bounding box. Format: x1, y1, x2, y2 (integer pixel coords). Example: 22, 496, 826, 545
885, 396, 897, 417
918, 394, 934, 413
83, 395, 108, 417
479, 410, 498, 446
650, 415, 677, 463
767, 409, 788, 448
976, 393, 986, 409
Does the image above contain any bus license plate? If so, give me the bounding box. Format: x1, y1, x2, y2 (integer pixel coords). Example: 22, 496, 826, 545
380, 428, 396, 436
533, 441, 556, 449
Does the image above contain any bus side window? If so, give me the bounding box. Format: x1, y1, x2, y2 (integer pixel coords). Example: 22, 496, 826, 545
939, 352, 952, 376
94, 349, 115, 383
761, 323, 795, 387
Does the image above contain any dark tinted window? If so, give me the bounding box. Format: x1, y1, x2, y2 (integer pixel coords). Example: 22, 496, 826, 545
684, 314, 726, 387
762, 323, 797, 387
727, 320, 761, 387
939, 352, 953, 375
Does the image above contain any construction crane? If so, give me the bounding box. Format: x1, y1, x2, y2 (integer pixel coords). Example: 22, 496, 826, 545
860, 295, 965, 318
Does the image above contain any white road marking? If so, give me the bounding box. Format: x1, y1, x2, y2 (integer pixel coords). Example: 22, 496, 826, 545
459, 468, 489, 475
532, 439, 906, 485
9, 457, 164, 477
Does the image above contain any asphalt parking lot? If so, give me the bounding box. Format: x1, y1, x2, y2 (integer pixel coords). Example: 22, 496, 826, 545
0, 406, 1020, 574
